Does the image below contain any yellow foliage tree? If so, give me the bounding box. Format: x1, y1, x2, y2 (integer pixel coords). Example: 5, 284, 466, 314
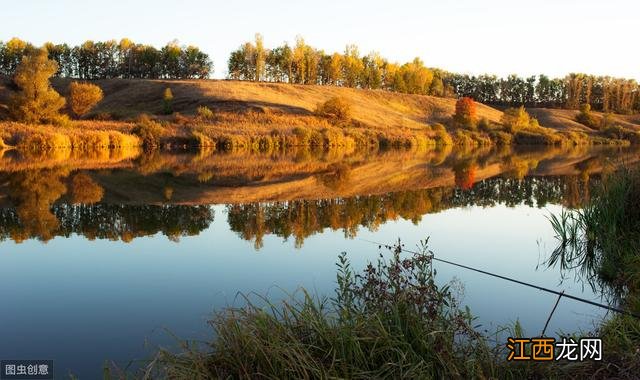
68, 82, 104, 118
10, 48, 66, 123
501, 106, 534, 132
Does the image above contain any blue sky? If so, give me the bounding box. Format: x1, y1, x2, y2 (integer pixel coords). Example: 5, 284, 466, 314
2, 0, 638, 79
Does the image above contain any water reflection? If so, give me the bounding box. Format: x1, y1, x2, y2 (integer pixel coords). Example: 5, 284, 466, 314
0, 145, 636, 245
228, 175, 592, 249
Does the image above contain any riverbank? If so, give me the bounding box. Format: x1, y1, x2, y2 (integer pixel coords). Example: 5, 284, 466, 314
1, 78, 640, 152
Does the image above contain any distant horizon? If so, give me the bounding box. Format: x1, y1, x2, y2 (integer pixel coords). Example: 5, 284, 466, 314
2, 0, 638, 81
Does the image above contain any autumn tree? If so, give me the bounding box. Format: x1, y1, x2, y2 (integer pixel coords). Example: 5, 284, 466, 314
361, 52, 383, 89
341, 44, 363, 88
453, 97, 477, 129
501, 106, 534, 132
0, 37, 32, 75
68, 82, 104, 118
9, 48, 66, 123
254, 33, 266, 81
291, 37, 308, 84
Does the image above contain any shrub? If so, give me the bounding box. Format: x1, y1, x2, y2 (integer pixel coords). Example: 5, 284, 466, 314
576, 103, 598, 129
108, 131, 141, 148
453, 97, 477, 129
513, 129, 561, 145
133, 114, 165, 148
17, 130, 72, 150
602, 125, 640, 144
489, 130, 513, 145
452, 129, 491, 146
51, 114, 73, 128
477, 117, 491, 131
163, 87, 174, 115
501, 106, 531, 133
68, 131, 111, 149
315, 96, 352, 123
196, 106, 214, 121
68, 82, 104, 118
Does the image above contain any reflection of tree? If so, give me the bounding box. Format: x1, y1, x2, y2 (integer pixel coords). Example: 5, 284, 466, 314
453, 159, 477, 190
317, 163, 352, 191
0, 202, 214, 243
501, 156, 540, 180
227, 175, 594, 249
53, 204, 214, 242
70, 173, 104, 204
7, 169, 69, 242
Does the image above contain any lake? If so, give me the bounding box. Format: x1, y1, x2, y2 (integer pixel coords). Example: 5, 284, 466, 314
0, 145, 636, 378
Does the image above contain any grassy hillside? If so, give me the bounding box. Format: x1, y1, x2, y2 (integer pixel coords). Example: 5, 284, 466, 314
528, 108, 640, 132
42, 78, 503, 129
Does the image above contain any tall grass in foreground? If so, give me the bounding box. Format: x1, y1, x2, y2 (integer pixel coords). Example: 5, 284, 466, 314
118, 237, 640, 379
548, 167, 640, 305
548, 167, 640, 377
138, 241, 577, 380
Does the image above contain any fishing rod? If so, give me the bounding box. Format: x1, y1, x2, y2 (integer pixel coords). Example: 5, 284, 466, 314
360, 238, 640, 320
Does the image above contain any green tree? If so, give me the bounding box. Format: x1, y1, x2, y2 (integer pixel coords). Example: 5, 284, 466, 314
0, 37, 32, 75
9, 48, 66, 123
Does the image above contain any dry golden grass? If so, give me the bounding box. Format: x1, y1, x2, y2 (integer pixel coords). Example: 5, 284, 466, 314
39, 78, 502, 129
528, 108, 640, 131
0, 121, 141, 151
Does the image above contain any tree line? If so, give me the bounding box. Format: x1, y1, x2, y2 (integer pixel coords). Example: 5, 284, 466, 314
229, 34, 640, 114
1, 35, 638, 114
0, 37, 212, 80
228, 34, 441, 96
446, 73, 640, 114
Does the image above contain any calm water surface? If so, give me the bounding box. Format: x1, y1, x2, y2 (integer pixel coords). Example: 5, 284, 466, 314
0, 145, 636, 378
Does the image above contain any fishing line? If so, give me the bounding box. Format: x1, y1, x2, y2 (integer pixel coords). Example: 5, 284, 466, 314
359, 238, 640, 320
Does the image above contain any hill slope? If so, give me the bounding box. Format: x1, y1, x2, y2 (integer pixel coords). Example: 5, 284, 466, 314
0, 76, 503, 129
78, 79, 506, 129
528, 108, 640, 132
4, 76, 640, 131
